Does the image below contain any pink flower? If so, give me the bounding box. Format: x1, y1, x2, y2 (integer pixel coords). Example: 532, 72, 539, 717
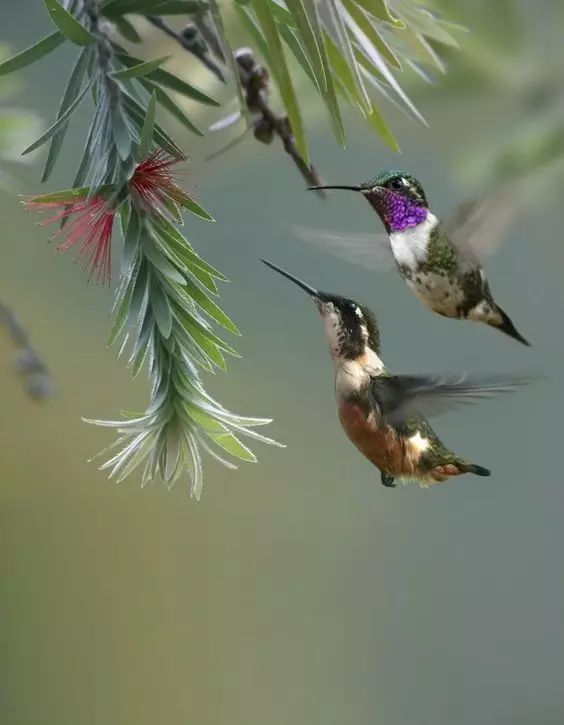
130, 149, 189, 214
25, 194, 116, 285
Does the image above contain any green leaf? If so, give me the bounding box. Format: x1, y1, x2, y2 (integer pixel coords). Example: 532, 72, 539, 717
142, 236, 186, 285
137, 91, 156, 160
286, 0, 327, 92
355, 0, 404, 28
150, 275, 173, 338
102, 0, 207, 16
184, 279, 240, 335
151, 221, 227, 280
122, 91, 185, 158
305, 0, 346, 147
208, 432, 257, 462
111, 102, 132, 160
187, 407, 226, 434
279, 26, 318, 88
41, 48, 91, 182
323, 30, 364, 109
25, 184, 116, 204
183, 326, 227, 370
114, 16, 142, 43
140, 82, 204, 137
117, 54, 220, 106
209, 0, 251, 127
121, 208, 141, 273
366, 105, 399, 151
0, 31, 65, 76
42, 0, 96, 46
22, 75, 93, 155
109, 255, 141, 345
175, 192, 214, 222
250, 0, 309, 164
326, 0, 371, 114
342, 0, 401, 69
113, 55, 171, 80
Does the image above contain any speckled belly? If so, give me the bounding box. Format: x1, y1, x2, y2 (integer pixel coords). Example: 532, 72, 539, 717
406, 271, 465, 318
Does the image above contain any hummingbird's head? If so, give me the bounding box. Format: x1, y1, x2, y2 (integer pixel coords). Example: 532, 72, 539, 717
261, 260, 381, 364
310, 170, 429, 234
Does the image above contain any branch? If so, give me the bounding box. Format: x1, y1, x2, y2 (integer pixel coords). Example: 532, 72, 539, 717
174, 15, 325, 193
0, 301, 54, 400
234, 47, 325, 195
147, 16, 226, 83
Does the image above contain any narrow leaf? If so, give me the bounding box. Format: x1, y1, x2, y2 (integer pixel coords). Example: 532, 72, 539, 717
121, 208, 141, 274
175, 192, 214, 221
208, 0, 250, 126
184, 279, 240, 335
140, 82, 203, 137
102, 0, 208, 16
42, 0, 96, 46
326, 0, 371, 114
366, 105, 400, 151
151, 221, 227, 280
286, 0, 327, 91
208, 432, 257, 462
22, 75, 93, 155
250, 0, 309, 163
279, 26, 318, 88
137, 91, 156, 160
150, 276, 173, 339
117, 54, 220, 106
0, 31, 65, 76
342, 0, 401, 69
114, 16, 142, 43
113, 55, 170, 80
111, 103, 132, 160
42, 48, 90, 182
307, 0, 346, 147
356, 0, 405, 28
122, 91, 185, 158
339, 0, 426, 124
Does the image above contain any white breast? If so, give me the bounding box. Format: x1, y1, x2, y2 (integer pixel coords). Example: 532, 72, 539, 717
389, 213, 438, 269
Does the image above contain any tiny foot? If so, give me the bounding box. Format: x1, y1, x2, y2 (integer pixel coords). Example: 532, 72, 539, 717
381, 473, 396, 488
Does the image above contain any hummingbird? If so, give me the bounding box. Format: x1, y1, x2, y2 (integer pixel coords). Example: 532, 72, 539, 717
262, 259, 531, 487
302, 170, 530, 345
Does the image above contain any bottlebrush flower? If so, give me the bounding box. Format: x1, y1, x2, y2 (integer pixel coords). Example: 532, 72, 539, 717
24, 192, 116, 285
130, 148, 190, 215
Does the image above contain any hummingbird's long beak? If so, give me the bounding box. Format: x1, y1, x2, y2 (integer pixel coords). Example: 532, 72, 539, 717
307, 185, 362, 193
261, 259, 321, 299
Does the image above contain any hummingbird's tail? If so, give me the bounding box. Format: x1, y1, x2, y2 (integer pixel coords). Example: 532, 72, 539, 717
490, 305, 531, 346
460, 462, 491, 477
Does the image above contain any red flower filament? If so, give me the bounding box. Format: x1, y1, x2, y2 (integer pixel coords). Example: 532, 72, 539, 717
26, 195, 116, 285
130, 149, 188, 214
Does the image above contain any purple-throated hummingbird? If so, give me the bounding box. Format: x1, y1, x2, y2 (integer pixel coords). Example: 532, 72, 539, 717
262, 259, 531, 487
299, 170, 529, 345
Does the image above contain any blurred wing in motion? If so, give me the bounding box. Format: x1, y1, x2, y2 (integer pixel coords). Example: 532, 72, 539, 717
371, 372, 535, 426
292, 225, 396, 272
444, 182, 525, 261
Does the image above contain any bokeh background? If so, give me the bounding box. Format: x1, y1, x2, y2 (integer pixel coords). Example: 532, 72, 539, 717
1, 1, 563, 724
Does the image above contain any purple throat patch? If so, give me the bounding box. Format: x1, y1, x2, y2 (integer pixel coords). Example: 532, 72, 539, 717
371, 190, 428, 232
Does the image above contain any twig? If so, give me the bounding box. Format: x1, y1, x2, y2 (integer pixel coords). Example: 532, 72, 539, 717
0, 301, 54, 400
184, 14, 326, 193
147, 16, 226, 83
233, 48, 325, 195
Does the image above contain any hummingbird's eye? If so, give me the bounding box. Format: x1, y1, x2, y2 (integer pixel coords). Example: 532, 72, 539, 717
389, 177, 404, 190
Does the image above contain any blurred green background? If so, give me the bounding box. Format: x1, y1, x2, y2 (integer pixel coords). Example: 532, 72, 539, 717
1, 1, 563, 724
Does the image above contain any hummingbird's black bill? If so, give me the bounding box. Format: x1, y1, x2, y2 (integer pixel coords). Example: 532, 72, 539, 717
307, 185, 362, 192
261, 259, 321, 298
